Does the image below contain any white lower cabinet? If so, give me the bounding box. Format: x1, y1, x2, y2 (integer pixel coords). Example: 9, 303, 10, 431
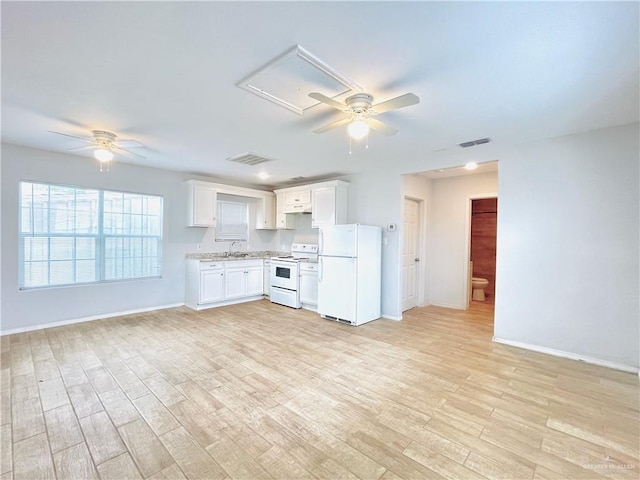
186, 259, 265, 310
200, 269, 225, 303
224, 267, 247, 299
226, 264, 263, 299
246, 267, 264, 297
299, 262, 319, 310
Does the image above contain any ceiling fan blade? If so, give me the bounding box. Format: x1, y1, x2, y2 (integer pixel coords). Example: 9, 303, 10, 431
113, 146, 146, 159
368, 118, 398, 136
48, 130, 95, 144
114, 139, 143, 148
371, 93, 420, 114
308, 92, 346, 111
67, 145, 96, 152
312, 117, 352, 134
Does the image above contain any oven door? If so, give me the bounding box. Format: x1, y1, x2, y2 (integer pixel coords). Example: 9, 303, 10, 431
270, 260, 298, 290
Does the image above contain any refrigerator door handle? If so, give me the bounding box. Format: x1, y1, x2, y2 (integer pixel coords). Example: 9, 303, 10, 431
318, 229, 324, 255
318, 257, 323, 283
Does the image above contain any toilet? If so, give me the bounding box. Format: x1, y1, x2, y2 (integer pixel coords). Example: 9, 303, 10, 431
471, 277, 489, 301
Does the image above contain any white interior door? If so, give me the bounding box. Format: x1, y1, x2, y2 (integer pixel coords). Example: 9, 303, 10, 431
402, 198, 419, 311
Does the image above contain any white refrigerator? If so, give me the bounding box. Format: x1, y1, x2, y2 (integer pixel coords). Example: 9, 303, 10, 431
317, 224, 382, 326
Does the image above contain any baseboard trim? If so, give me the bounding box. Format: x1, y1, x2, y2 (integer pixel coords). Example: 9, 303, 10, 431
381, 315, 402, 321
429, 302, 466, 310
185, 296, 263, 311
493, 337, 639, 374
1, 303, 185, 336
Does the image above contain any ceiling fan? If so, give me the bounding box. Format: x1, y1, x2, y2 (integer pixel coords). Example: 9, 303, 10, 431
309, 91, 420, 140
49, 129, 145, 171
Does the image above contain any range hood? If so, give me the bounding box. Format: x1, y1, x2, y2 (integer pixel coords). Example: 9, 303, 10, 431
283, 202, 312, 214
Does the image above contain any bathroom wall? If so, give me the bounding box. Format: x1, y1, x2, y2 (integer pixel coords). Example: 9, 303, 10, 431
470, 198, 498, 301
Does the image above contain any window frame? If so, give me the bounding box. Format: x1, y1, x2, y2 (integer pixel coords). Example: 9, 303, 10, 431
19, 180, 164, 290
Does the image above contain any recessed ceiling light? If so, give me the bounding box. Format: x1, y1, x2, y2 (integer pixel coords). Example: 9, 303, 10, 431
464, 162, 478, 171
258, 172, 270, 180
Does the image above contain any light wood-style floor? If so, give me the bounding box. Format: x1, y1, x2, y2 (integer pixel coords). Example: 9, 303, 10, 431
1, 300, 638, 480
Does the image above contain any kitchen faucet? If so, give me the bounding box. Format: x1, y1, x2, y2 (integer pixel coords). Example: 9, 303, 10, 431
228, 240, 243, 256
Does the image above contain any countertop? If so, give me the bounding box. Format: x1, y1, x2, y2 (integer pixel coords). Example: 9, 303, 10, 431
185, 250, 286, 261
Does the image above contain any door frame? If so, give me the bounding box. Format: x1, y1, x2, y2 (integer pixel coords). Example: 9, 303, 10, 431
464, 192, 498, 309
402, 195, 428, 311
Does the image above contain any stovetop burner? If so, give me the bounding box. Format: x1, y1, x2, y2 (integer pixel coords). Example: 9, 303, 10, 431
271, 244, 318, 263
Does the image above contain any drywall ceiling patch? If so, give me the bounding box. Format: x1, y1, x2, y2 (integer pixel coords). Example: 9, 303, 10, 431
237, 45, 362, 115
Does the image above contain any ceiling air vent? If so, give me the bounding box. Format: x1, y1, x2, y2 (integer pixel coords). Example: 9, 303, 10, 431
459, 137, 491, 148
226, 152, 275, 166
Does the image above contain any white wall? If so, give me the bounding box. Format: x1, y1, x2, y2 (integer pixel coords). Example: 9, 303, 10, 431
0, 144, 281, 332
347, 171, 403, 319
428, 172, 498, 308
494, 124, 639, 368
3, 123, 638, 369
290, 213, 319, 245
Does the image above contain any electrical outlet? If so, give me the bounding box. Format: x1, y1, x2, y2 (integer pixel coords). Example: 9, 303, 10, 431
387, 223, 397, 232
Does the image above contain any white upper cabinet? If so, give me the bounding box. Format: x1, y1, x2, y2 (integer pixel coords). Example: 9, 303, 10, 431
275, 180, 348, 228
283, 189, 311, 213
188, 179, 348, 230
255, 194, 276, 230
311, 181, 348, 228
187, 180, 217, 227
276, 193, 296, 230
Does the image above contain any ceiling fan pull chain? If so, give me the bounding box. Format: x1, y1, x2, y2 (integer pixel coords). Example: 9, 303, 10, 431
349, 135, 352, 155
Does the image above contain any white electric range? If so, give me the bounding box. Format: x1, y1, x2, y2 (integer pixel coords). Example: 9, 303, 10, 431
270, 243, 318, 308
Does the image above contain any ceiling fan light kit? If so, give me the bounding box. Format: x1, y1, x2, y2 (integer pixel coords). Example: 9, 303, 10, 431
347, 119, 370, 140
49, 129, 145, 171
309, 90, 420, 150
94, 148, 114, 163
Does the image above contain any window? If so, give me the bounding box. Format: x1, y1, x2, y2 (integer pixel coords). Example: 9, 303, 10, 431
20, 181, 163, 289
215, 201, 248, 241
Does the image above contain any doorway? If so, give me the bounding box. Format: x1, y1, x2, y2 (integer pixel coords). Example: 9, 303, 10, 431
402, 197, 421, 312
466, 195, 498, 309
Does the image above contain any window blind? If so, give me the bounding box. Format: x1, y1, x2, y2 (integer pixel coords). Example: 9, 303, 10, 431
215, 201, 248, 241
19, 181, 163, 289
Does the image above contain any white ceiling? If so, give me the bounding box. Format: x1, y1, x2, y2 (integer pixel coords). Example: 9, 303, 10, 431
2, 2, 638, 188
